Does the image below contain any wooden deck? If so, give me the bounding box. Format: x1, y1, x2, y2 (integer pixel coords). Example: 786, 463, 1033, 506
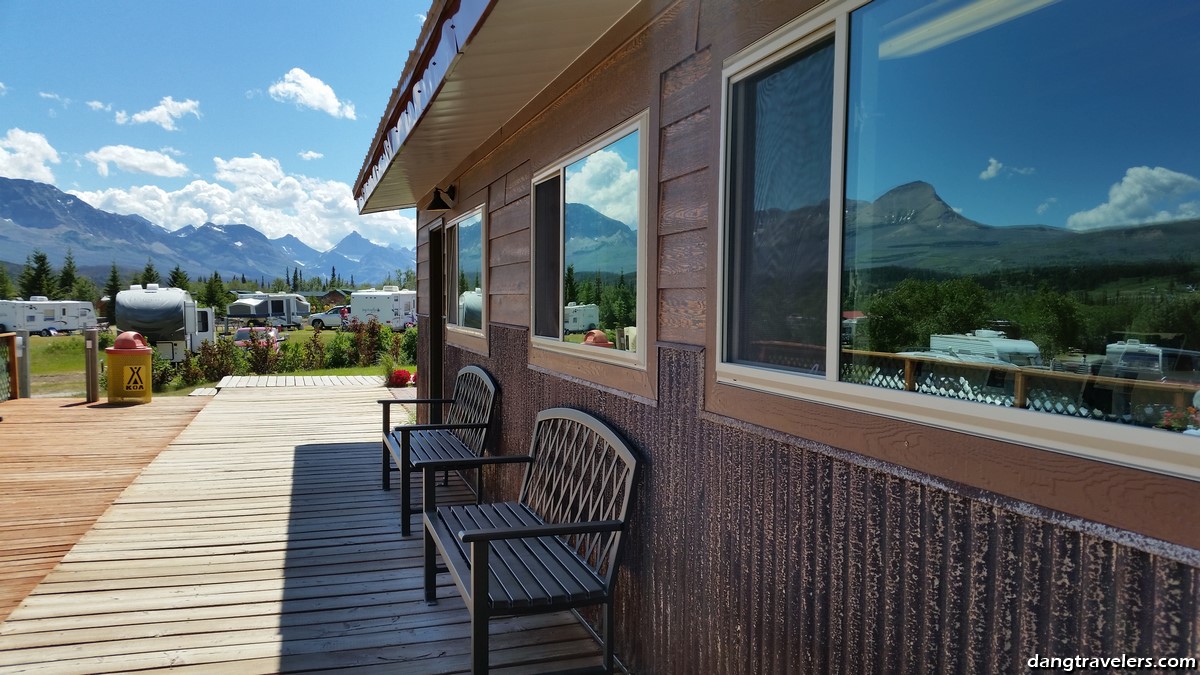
0, 395, 208, 623
0, 383, 604, 673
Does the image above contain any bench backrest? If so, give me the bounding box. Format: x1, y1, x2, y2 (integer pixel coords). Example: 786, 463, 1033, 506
519, 408, 640, 587
444, 365, 498, 454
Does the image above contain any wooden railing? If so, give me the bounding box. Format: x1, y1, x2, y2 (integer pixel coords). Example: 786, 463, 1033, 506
749, 341, 1197, 425
0, 333, 17, 402
842, 348, 1197, 424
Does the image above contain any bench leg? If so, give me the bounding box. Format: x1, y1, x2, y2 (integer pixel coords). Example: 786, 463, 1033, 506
470, 541, 489, 675
400, 431, 413, 537
423, 468, 438, 604
381, 438, 391, 491
381, 406, 391, 490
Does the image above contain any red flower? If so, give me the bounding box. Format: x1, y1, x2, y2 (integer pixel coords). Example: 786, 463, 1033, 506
389, 369, 412, 387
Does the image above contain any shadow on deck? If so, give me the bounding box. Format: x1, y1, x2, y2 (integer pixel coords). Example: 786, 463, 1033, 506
0, 385, 602, 672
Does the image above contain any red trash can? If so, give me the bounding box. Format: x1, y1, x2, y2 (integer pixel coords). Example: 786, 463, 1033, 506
106, 331, 153, 404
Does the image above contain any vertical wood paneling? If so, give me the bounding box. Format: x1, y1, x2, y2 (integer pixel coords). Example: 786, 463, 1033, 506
440, 328, 1199, 674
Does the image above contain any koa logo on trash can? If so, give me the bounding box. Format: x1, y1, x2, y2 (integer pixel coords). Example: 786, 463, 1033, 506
124, 366, 146, 391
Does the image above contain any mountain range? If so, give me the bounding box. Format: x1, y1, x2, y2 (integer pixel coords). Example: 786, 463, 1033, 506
0, 177, 415, 285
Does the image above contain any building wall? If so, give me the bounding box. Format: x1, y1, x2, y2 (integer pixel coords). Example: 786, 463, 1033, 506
414, 0, 1200, 671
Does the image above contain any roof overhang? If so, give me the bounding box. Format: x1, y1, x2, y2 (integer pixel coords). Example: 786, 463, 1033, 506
354, 0, 642, 214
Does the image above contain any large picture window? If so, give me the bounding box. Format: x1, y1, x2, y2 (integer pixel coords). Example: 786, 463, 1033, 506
533, 115, 647, 362
446, 208, 484, 332
720, 0, 1200, 477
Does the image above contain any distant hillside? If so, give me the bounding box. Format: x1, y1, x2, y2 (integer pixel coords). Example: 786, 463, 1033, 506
0, 176, 416, 285
564, 202, 638, 275
843, 181, 1200, 273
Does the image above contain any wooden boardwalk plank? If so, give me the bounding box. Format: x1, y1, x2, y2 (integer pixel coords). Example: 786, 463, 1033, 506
0, 385, 603, 672
0, 396, 207, 623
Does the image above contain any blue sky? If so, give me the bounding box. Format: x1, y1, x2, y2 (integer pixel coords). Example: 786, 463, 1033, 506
0, 1, 424, 252
846, 0, 1200, 231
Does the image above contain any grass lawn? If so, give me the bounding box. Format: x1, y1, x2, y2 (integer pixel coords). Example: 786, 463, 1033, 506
22, 330, 413, 397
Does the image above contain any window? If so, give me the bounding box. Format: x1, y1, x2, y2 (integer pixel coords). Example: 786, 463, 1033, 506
719, 0, 1200, 478
446, 208, 485, 332
532, 114, 647, 363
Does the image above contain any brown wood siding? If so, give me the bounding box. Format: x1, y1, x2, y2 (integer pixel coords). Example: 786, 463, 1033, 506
413, 0, 1200, 671
443, 327, 1200, 674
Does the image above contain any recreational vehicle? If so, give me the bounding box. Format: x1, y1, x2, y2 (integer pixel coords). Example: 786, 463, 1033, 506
349, 286, 416, 329
115, 284, 215, 362
0, 297, 98, 335
226, 292, 311, 329
563, 302, 599, 334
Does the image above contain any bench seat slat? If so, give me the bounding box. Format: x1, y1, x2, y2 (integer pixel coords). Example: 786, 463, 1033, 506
435, 502, 605, 611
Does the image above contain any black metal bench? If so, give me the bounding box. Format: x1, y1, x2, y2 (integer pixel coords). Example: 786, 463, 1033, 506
422, 407, 641, 674
378, 365, 505, 536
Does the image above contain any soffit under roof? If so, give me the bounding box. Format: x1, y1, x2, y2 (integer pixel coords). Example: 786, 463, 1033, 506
356, 0, 642, 214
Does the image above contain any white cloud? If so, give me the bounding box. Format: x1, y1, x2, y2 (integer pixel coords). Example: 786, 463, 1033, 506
980, 157, 1034, 181
39, 91, 70, 107
268, 68, 356, 120
86, 100, 112, 112
565, 149, 639, 227
69, 153, 415, 251
0, 82, 7, 96
0, 128, 60, 182
979, 158, 1003, 181
1067, 166, 1200, 231
1036, 197, 1057, 215
298, 150, 323, 160
84, 145, 189, 178
116, 96, 201, 131
417, 13, 427, 23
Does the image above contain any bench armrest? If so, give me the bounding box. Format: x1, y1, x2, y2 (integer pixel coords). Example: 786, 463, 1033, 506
416, 454, 532, 470
393, 422, 490, 433
378, 398, 456, 406
458, 519, 623, 543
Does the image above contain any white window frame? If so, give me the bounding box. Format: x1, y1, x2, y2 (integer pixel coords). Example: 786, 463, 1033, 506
529, 111, 650, 371
445, 206, 487, 339
714, 0, 1200, 481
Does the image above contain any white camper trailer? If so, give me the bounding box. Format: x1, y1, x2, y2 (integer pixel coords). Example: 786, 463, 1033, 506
115, 284, 215, 362
350, 286, 416, 329
563, 302, 600, 334
0, 297, 98, 335
226, 292, 311, 328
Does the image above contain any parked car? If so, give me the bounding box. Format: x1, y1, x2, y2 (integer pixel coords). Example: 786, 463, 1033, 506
231, 326, 284, 351
309, 305, 348, 330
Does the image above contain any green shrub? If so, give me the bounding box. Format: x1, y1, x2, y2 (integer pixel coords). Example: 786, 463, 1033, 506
150, 348, 177, 392
244, 331, 278, 375
302, 328, 325, 370
196, 337, 247, 381
348, 318, 384, 366
277, 340, 303, 372
98, 331, 115, 349
398, 326, 418, 365
324, 331, 355, 368
178, 352, 206, 386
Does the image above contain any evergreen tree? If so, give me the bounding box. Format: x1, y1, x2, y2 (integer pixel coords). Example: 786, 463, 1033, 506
399, 268, 416, 290
70, 277, 100, 305
564, 264, 578, 305
241, 274, 247, 284
58, 249, 79, 300
103, 262, 122, 326
140, 259, 161, 286
291, 268, 300, 291
168, 265, 190, 289
0, 264, 14, 300
18, 250, 57, 299
458, 271, 469, 295
202, 272, 227, 315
